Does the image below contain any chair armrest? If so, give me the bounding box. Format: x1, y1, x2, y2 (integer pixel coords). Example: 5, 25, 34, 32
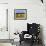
22, 31, 28, 35
19, 31, 27, 41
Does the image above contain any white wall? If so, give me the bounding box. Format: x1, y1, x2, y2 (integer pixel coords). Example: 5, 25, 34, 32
8, 0, 46, 45
0, 0, 8, 3
0, 0, 14, 46
8, 0, 46, 46
8, 0, 43, 36
0, 0, 46, 46
0, 4, 9, 39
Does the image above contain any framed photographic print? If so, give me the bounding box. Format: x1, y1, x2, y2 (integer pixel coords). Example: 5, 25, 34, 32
14, 9, 27, 20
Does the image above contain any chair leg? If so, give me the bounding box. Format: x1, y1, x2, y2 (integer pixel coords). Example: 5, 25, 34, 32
30, 41, 34, 46
20, 41, 21, 45
30, 38, 34, 46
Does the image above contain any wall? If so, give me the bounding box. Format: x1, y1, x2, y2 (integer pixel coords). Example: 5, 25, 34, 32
0, 4, 9, 39
9, 0, 46, 43
0, 0, 46, 46
0, 0, 14, 46
0, 0, 8, 3
8, 0, 42, 37
8, 0, 46, 45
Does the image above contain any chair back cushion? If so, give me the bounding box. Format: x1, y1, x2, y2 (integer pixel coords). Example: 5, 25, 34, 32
27, 23, 40, 35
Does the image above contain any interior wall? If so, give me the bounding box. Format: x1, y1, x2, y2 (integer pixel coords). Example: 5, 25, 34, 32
0, 0, 8, 3
0, 4, 9, 39
8, 0, 46, 45
0, 0, 46, 46
0, 1, 12, 46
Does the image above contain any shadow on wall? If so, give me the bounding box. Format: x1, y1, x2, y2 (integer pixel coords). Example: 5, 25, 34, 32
40, 25, 45, 46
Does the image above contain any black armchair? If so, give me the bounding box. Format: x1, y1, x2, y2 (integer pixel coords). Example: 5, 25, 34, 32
19, 23, 40, 45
